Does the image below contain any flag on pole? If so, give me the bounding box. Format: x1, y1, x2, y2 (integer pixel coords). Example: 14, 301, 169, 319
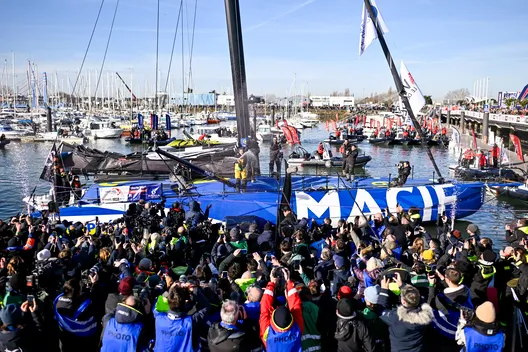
501, 141, 509, 164
451, 126, 460, 147
137, 113, 144, 129
510, 133, 525, 162
400, 61, 425, 117
359, 0, 389, 56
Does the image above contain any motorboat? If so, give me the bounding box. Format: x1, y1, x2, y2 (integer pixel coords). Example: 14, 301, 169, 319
449, 164, 521, 182
0, 123, 32, 139
257, 124, 274, 142
487, 182, 528, 201
368, 137, 389, 144
287, 143, 371, 168
84, 120, 123, 139
191, 126, 238, 144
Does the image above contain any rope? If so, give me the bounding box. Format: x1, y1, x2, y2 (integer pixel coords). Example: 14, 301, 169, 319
70, 0, 106, 98
163, 0, 184, 99
187, 0, 198, 90
155, 0, 160, 111
93, 0, 120, 104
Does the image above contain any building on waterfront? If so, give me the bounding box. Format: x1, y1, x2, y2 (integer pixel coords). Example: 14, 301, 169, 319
310, 95, 355, 108
170, 93, 216, 106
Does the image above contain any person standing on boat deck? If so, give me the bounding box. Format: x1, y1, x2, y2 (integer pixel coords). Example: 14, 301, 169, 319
269, 137, 282, 175
235, 149, 248, 192
490, 144, 499, 168
344, 144, 358, 182
341, 139, 350, 176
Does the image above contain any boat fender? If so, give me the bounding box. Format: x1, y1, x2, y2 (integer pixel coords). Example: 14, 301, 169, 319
325, 160, 332, 168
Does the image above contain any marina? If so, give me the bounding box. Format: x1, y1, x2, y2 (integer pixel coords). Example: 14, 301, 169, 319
0, 0, 527, 351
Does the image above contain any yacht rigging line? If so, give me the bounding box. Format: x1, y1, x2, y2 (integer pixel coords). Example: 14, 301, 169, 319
163, 0, 184, 105
155, 0, 160, 111
187, 0, 198, 90
93, 0, 121, 106
363, 0, 444, 182
70, 0, 106, 98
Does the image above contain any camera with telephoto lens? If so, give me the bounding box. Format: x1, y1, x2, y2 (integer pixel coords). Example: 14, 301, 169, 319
461, 306, 475, 322
425, 264, 437, 273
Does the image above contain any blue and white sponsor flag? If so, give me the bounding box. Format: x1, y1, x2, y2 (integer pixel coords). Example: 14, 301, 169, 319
359, 0, 389, 56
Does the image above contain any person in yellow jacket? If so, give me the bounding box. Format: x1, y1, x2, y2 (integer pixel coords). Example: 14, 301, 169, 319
234, 149, 247, 192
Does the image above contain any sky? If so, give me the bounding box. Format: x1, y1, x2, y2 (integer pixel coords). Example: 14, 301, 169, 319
0, 0, 527, 100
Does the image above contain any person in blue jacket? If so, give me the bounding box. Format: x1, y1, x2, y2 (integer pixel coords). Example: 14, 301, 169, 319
101, 295, 149, 352
153, 282, 211, 352
456, 301, 505, 352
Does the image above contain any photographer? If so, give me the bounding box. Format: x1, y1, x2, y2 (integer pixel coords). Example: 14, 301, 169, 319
427, 268, 474, 351
269, 137, 283, 175
153, 282, 211, 351
101, 295, 150, 352
259, 267, 304, 351
208, 299, 261, 352
53, 278, 99, 352
455, 301, 505, 351
185, 201, 212, 229
395, 161, 411, 186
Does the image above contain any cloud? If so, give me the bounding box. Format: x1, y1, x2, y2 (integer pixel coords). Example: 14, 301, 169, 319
245, 0, 319, 32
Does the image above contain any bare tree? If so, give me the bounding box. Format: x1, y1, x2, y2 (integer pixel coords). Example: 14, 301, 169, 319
344, 88, 350, 97
445, 88, 471, 102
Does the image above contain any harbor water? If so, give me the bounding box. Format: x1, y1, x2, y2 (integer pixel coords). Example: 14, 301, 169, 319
1, 122, 526, 246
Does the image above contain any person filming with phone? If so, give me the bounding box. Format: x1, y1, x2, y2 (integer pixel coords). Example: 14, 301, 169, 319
0, 299, 44, 352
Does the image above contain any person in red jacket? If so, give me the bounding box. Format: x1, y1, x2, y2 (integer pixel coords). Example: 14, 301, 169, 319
491, 143, 500, 168
260, 267, 304, 352
477, 150, 487, 170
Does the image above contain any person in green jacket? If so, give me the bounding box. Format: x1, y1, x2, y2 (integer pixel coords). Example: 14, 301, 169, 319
298, 285, 322, 352
361, 285, 389, 352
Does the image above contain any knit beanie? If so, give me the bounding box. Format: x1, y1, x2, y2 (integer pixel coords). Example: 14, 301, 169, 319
273, 306, 293, 329
364, 285, 381, 305
481, 250, 497, 263
475, 301, 496, 324
118, 276, 136, 296
139, 257, 153, 270
336, 298, 357, 319
230, 227, 241, 242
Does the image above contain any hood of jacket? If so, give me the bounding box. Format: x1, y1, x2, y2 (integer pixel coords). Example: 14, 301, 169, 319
396, 304, 434, 325
208, 322, 244, 346
436, 285, 472, 312
335, 316, 359, 341
114, 303, 143, 324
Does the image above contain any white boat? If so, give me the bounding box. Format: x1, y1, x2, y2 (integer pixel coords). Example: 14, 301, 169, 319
257, 124, 274, 142
85, 120, 123, 139
0, 124, 31, 138
191, 126, 238, 144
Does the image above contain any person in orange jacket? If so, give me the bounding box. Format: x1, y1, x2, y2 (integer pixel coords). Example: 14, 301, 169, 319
259, 267, 304, 352
491, 143, 500, 168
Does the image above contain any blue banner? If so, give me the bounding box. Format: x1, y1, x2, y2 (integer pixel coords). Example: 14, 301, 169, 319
165, 114, 171, 130
151, 114, 159, 130
127, 184, 162, 202
138, 114, 144, 129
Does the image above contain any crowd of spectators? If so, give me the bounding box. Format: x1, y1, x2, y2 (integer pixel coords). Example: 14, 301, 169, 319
0, 200, 525, 352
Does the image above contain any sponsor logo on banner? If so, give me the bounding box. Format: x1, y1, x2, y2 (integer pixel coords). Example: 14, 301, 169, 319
293, 184, 457, 224
400, 61, 425, 117
100, 186, 130, 203
128, 184, 162, 202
